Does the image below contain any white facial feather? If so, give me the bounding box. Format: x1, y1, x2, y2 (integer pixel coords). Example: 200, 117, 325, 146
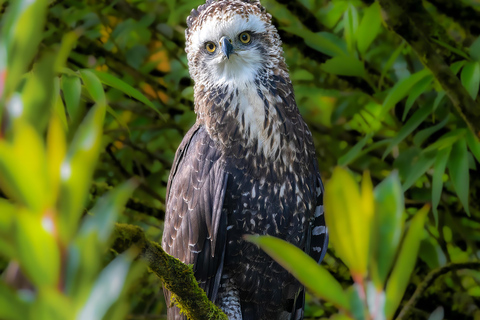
189, 14, 267, 88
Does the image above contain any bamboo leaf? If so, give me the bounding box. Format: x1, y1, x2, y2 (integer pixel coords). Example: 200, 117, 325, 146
432, 146, 451, 227
385, 205, 429, 319
246, 235, 350, 311
447, 138, 471, 216
321, 56, 365, 78
357, 2, 381, 56
460, 61, 480, 100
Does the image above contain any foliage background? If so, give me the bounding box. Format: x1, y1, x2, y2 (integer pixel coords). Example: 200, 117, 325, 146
1, 0, 480, 319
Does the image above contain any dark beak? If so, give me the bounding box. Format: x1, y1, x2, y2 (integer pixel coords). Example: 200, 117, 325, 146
220, 37, 234, 59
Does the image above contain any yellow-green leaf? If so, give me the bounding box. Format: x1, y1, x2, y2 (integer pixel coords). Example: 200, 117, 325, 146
385, 205, 429, 319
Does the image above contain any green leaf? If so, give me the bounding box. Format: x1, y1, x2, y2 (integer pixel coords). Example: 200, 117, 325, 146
381, 69, 431, 119
79, 179, 138, 246
371, 172, 404, 289
80, 69, 106, 106
450, 60, 466, 75
324, 168, 374, 278
430, 38, 470, 60
357, 2, 381, 56
402, 150, 436, 191
343, 4, 359, 53
460, 61, 480, 100
383, 103, 433, 159
469, 36, 480, 61
321, 56, 365, 78
77, 252, 133, 320
466, 129, 480, 163
378, 41, 405, 89
90, 69, 162, 117
61, 75, 82, 122
447, 138, 471, 216
15, 209, 60, 288
413, 115, 450, 147
403, 75, 433, 121
385, 205, 429, 319
58, 102, 106, 243
423, 128, 466, 153
290, 30, 347, 57
338, 133, 373, 166
0, 121, 50, 212
432, 146, 451, 227
2, 0, 48, 97
246, 235, 350, 311
0, 281, 29, 320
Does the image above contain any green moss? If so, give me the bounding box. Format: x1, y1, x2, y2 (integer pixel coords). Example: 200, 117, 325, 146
113, 223, 227, 320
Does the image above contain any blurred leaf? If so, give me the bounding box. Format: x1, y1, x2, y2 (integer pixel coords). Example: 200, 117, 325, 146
371, 172, 404, 289
0, 121, 50, 212
378, 41, 405, 88
90, 70, 162, 116
339, 133, 372, 166
432, 145, 451, 227
46, 114, 67, 207
357, 2, 381, 56
447, 138, 471, 216
80, 69, 106, 106
0, 198, 16, 259
469, 36, 480, 61
290, 30, 347, 57
324, 167, 373, 278
246, 235, 350, 311
348, 285, 365, 320
450, 60, 467, 75
79, 179, 138, 245
466, 129, 480, 163
321, 56, 365, 78
385, 205, 429, 319
403, 75, 433, 121
413, 115, 449, 147
430, 38, 470, 60
423, 128, 466, 153
0, 282, 28, 320
383, 103, 434, 159
15, 209, 60, 288
402, 150, 436, 191
20, 52, 55, 131
61, 75, 82, 122
77, 252, 133, 320
54, 31, 80, 72
58, 102, 106, 242
344, 4, 359, 53
2, 0, 48, 97
381, 69, 430, 119
460, 61, 480, 100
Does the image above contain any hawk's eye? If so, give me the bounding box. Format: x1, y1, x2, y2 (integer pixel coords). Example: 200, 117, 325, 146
239, 32, 251, 44
205, 42, 216, 53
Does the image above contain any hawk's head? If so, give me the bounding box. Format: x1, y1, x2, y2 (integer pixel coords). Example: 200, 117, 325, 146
185, 0, 287, 89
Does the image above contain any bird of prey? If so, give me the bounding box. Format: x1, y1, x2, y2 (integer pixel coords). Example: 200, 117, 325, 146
162, 0, 328, 319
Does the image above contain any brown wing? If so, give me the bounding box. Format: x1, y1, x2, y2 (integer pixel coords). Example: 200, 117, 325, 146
162, 124, 228, 319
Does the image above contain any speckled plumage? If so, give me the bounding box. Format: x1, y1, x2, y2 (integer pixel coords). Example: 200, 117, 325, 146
162, 1, 328, 319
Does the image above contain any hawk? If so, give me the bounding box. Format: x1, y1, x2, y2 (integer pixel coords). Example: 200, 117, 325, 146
162, 0, 328, 319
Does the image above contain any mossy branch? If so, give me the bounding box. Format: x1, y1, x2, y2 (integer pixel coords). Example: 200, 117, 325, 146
396, 261, 480, 320
378, 0, 480, 134
112, 223, 228, 320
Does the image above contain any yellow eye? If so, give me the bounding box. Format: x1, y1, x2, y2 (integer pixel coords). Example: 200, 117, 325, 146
239, 32, 251, 44
205, 42, 216, 53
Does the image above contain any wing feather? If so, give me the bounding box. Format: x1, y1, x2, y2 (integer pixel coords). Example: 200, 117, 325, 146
162, 124, 228, 319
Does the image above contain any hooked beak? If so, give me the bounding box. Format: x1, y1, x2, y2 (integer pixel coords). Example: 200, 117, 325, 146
220, 37, 234, 59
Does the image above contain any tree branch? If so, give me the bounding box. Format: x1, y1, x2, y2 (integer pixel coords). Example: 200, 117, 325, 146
395, 261, 480, 320
112, 223, 228, 320
378, 0, 480, 134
